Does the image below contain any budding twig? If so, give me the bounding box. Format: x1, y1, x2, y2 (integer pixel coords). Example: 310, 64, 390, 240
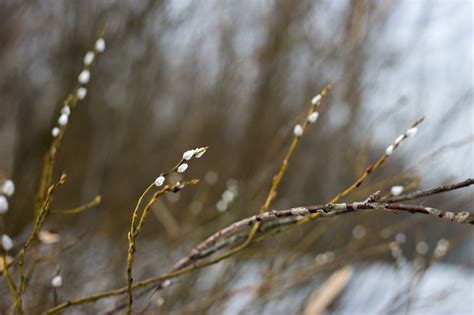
383, 178, 474, 203
125, 147, 206, 314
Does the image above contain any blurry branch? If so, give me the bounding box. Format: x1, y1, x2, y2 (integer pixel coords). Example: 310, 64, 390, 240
2, 27, 107, 314
2, 173, 66, 313
23, 229, 89, 291
43, 178, 473, 314
52, 195, 101, 215
302, 266, 353, 315
175, 242, 390, 315
2, 253, 22, 313
16, 173, 67, 302
34, 26, 106, 214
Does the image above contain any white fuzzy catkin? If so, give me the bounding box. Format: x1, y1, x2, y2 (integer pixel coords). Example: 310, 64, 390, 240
1, 234, 13, 251
77, 87, 87, 100
177, 163, 188, 173
162, 279, 171, 288
95, 38, 106, 53
83, 51, 95, 66
154, 176, 165, 187
216, 199, 228, 212
78, 70, 91, 84
308, 111, 319, 123
293, 124, 303, 137
390, 185, 404, 196
1, 180, 15, 197
311, 94, 322, 105
194, 147, 206, 158
394, 134, 404, 145
58, 114, 69, 126
182, 150, 195, 161
51, 275, 63, 288
407, 127, 418, 137
0, 195, 9, 214
385, 145, 394, 156
61, 105, 71, 116
51, 127, 60, 137
222, 190, 235, 203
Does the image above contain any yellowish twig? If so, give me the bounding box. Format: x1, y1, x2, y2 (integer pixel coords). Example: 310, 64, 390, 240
52, 195, 101, 215
2, 254, 23, 314
125, 148, 205, 315
297, 117, 424, 226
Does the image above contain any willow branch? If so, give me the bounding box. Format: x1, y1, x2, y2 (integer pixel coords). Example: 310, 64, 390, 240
383, 178, 474, 203
43, 184, 473, 314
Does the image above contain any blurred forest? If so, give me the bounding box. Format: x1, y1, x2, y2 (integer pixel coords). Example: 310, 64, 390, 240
0, 0, 473, 314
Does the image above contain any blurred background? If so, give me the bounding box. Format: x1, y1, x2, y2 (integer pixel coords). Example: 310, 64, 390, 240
0, 0, 473, 314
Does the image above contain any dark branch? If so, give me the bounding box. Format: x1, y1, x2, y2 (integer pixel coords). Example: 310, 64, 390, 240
383, 178, 474, 203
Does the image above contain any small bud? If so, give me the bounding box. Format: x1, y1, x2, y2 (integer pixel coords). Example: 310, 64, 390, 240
51, 275, 63, 288
406, 127, 418, 137
51, 127, 60, 137
58, 114, 69, 126
394, 134, 404, 145
95, 38, 106, 53
61, 105, 71, 116
77, 87, 87, 100
0, 196, 9, 214
182, 149, 195, 161
1, 234, 13, 251
162, 279, 171, 288
177, 163, 188, 173
293, 124, 303, 137
311, 94, 322, 105
390, 185, 404, 196
385, 145, 394, 156
83, 51, 95, 66
308, 112, 319, 123
154, 176, 165, 187
38, 230, 61, 244
1, 180, 15, 197
194, 147, 207, 158
78, 69, 91, 84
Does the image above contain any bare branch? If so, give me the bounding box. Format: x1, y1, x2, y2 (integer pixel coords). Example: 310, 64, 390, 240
383, 178, 474, 203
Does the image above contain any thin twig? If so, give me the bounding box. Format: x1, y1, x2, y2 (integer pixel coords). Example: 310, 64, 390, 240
52, 195, 101, 215
2, 254, 23, 314
383, 178, 474, 203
